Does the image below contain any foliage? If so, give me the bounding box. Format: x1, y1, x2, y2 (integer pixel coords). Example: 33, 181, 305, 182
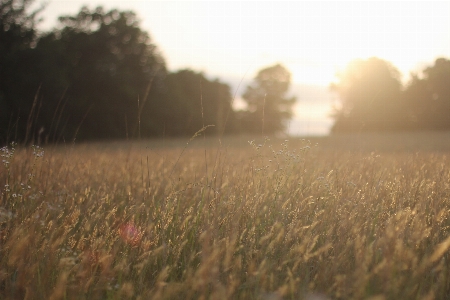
0, 0, 40, 49
2, 134, 450, 299
32, 6, 167, 141
0, 0, 44, 142
0, 5, 239, 144
3, 2, 450, 141
161, 69, 236, 136
0, 5, 169, 144
239, 64, 296, 134
403, 58, 450, 130
331, 57, 450, 133
330, 57, 405, 133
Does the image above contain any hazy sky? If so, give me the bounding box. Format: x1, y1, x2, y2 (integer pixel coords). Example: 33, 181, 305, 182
39, 1, 450, 85
37, 1, 450, 135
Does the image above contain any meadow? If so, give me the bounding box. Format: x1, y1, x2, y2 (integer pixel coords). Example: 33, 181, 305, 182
1, 131, 450, 299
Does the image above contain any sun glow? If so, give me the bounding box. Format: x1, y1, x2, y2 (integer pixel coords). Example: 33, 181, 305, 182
129, 1, 450, 87
41, 1, 450, 87
39, 1, 450, 136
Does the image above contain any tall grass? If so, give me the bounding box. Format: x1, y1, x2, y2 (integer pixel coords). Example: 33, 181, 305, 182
1, 135, 450, 299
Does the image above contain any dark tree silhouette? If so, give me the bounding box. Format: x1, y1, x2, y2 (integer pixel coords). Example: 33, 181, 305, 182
403, 58, 450, 130
19, 6, 167, 142
330, 57, 405, 133
161, 70, 236, 136
6, 3, 449, 142
0, 5, 169, 144
1, 4, 240, 143
0, 0, 44, 143
239, 64, 296, 134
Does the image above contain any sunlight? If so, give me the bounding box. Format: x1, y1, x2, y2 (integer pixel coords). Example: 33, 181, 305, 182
37, 1, 450, 136
40, 1, 450, 88
244, 1, 450, 86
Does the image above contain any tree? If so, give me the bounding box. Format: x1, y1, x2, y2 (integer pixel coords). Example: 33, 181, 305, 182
29, 6, 167, 141
403, 58, 450, 130
330, 57, 405, 133
161, 70, 236, 136
0, 0, 44, 143
1, 4, 241, 143
239, 64, 296, 134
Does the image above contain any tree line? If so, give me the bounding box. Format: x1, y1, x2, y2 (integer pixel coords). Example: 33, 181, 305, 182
2, 1, 450, 145
0, 1, 295, 145
331, 56, 450, 133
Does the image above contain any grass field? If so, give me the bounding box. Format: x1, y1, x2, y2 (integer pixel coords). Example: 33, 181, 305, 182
1, 132, 450, 299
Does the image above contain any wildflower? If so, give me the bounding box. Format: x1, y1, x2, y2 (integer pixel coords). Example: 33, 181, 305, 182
32, 145, 44, 158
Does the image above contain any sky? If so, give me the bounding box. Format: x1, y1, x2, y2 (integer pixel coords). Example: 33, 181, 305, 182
36, 1, 450, 136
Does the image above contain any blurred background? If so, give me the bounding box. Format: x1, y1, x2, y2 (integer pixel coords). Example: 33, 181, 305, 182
1, 1, 450, 143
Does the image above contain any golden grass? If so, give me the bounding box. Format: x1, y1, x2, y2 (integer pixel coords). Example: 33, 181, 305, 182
1, 133, 450, 299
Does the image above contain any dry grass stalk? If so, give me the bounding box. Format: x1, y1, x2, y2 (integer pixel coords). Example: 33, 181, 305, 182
1, 135, 450, 299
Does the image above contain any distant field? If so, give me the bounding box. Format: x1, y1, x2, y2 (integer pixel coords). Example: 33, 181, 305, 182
1, 132, 450, 299
73, 130, 450, 152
